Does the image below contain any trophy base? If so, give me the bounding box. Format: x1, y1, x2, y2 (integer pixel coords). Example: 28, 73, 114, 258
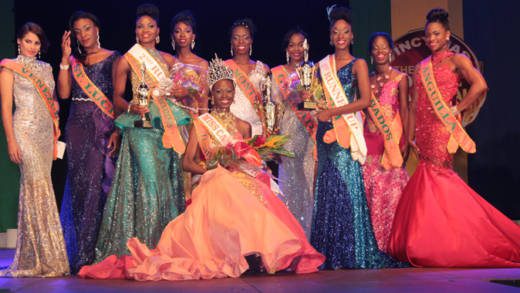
297, 101, 318, 111
134, 119, 153, 128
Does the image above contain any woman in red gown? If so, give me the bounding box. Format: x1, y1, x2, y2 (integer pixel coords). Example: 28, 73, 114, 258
389, 8, 520, 267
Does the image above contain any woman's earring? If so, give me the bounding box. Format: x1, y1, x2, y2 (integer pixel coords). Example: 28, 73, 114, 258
230, 46, 234, 57
77, 40, 82, 54
136, 36, 139, 44
96, 34, 101, 48
171, 39, 175, 51
38, 51, 41, 59
191, 39, 195, 50
156, 35, 160, 44
17, 45, 20, 55
370, 56, 373, 65
249, 45, 252, 56
286, 51, 290, 64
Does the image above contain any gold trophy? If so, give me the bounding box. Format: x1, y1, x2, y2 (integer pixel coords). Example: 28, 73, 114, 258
134, 63, 153, 128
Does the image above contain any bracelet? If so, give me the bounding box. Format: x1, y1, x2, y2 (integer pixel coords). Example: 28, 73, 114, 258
59, 63, 70, 70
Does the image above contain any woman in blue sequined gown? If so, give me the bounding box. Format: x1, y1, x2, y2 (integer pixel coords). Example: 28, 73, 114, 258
57, 11, 120, 274
94, 5, 190, 261
310, 6, 403, 269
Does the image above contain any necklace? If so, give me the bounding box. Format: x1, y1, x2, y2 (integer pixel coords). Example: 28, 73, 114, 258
370, 66, 392, 96
211, 110, 235, 130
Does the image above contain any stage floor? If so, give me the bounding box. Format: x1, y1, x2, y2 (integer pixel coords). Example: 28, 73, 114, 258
1, 249, 520, 292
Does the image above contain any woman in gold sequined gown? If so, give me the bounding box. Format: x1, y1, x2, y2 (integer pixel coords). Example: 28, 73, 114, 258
0, 23, 69, 277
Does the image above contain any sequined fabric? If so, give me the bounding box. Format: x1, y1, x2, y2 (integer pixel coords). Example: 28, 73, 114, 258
0, 56, 69, 277
272, 66, 316, 238
229, 61, 268, 136
414, 51, 460, 167
59, 52, 119, 274
94, 48, 190, 261
362, 75, 409, 253
311, 61, 403, 269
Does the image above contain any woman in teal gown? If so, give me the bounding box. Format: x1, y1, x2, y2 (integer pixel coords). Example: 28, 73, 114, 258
94, 4, 189, 261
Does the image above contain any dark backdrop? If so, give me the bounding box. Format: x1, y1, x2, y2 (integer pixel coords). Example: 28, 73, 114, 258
464, 0, 520, 218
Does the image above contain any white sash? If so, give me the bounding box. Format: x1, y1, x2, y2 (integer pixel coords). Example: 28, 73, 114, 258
319, 54, 367, 163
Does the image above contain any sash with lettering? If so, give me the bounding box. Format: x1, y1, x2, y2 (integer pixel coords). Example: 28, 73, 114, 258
70, 56, 115, 119
271, 65, 317, 143
0, 59, 61, 159
223, 59, 266, 133
367, 74, 405, 169
318, 55, 367, 163
124, 44, 186, 154
419, 57, 476, 154
195, 113, 262, 167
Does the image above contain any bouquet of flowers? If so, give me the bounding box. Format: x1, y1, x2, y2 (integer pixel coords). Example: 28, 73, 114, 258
205, 134, 295, 170
288, 70, 326, 109
169, 63, 206, 112
247, 134, 295, 162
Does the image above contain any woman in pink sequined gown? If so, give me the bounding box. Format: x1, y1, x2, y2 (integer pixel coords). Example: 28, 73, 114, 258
362, 33, 409, 253
389, 8, 520, 267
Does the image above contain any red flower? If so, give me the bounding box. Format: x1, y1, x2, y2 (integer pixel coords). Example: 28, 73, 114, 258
252, 135, 266, 147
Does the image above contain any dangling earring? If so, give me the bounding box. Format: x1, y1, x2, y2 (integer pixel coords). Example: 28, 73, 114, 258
96, 34, 101, 48
171, 39, 175, 51
249, 45, 252, 56
230, 46, 234, 57
77, 40, 82, 55
329, 40, 333, 46
370, 56, 373, 65
136, 36, 139, 44
286, 51, 290, 64
389, 53, 393, 63
191, 39, 195, 50
156, 35, 160, 44
351, 39, 354, 45
37, 51, 41, 59
17, 44, 20, 55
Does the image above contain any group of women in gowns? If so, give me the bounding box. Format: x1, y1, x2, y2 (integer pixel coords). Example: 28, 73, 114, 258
1, 3, 520, 280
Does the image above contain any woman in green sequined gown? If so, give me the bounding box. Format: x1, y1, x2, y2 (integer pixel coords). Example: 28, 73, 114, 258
94, 4, 190, 261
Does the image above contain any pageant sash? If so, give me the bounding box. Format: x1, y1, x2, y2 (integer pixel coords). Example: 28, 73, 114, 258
368, 91, 403, 169
1, 59, 60, 159
197, 113, 262, 167
420, 57, 476, 154
224, 59, 266, 132
271, 65, 316, 143
70, 57, 115, 119
319, 55, 367, 163
124, 44, 185, 154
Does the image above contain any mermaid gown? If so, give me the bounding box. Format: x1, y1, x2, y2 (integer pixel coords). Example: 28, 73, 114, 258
310, 60, 403, 269
389, 50, 520, 267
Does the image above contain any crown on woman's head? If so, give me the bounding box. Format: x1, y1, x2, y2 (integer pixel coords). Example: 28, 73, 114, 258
207, 54, 234, 88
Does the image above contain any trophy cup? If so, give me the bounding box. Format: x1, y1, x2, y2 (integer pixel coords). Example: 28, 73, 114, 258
296, 61, 317, 110
134, 63, 153, 128
263, 74, 278, 135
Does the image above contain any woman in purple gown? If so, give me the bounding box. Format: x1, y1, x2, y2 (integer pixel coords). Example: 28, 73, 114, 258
57, 11, 120, 273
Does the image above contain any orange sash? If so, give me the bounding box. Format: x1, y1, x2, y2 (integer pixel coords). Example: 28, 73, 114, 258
224, 59, 266, 132
70, 57, 115, 119
420, 57, 476, 154
1, 59, 60, 159
124, 44, 185, 154
319, 55, 367, 163
271, 65, 317, 143
368, 90, 403, 169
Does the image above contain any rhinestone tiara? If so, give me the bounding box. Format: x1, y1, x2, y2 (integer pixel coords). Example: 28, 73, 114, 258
207, 54, 234, 88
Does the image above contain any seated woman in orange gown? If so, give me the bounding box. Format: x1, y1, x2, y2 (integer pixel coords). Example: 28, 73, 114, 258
389, 8, 520, 267
78, 55, 325, 281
